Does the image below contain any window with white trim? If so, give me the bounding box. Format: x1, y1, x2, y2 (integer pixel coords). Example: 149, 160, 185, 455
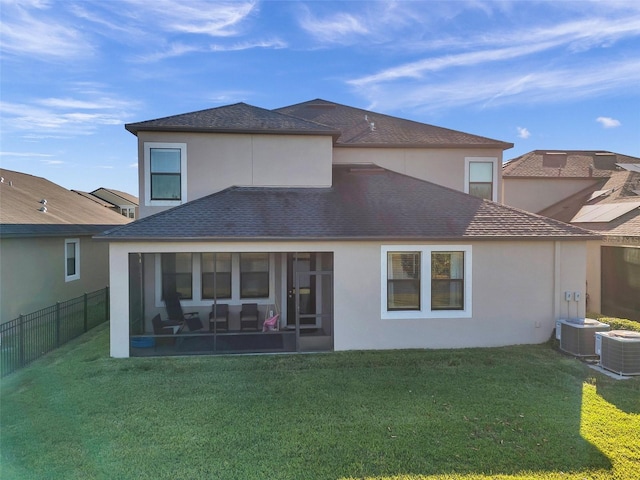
144, 142, 187, 206
381, 245, 472, 319
465, 157, 498, 201
65, 238, 80, 282
155, 252, 273, 306
161, 253, 193, 300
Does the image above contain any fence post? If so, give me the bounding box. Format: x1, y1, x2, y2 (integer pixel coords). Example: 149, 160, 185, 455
56, 302, 61, 347
84, 293, 88, 332
18, 314, 25, 370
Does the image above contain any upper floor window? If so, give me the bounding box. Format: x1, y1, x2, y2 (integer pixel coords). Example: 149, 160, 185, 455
144, 143, 187, 206
65, 238, 80, 282
465, 157, 498, 201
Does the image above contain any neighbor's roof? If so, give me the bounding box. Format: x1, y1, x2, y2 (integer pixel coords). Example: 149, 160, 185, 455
0, 169, 131, 238
125, 102, 340, 138
503, 150, 640, 178
538, 170, 640, 237
274, 99, 513, 149
97, 165, 597, 242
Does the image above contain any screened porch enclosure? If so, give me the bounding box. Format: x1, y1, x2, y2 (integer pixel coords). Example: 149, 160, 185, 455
128, 251, 334, 356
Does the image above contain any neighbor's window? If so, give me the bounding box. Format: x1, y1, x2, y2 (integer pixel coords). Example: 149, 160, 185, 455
64, 238, 80, 282
201, 253, 232, 299
387, 252, 421, 310
144, 143, 187, 206
161, 253, 193, 300
431, 252, 464, 310
240, 253, 270, 298
465, 158, 497, 201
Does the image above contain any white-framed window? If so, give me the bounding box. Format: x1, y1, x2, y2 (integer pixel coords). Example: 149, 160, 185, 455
465, 157, 498, 201
381, 245, 472, 319
65, 238, 80, 282
121, 206, 135, 218
154, 252, 273, 306
144, 142, 187, 206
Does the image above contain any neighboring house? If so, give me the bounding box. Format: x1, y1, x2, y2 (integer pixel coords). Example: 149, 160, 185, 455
502, 150, 638, 213
97, 99, 598, 358
0, 169, 132, 322
74, 188, 138, 219
536, 166, 640, 321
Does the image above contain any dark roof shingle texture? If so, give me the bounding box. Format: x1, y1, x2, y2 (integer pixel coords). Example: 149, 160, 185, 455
275, 99, 513, 148
125, 102, 339, 136
99, 166, 596, 241
503, 150, 640, 178
0, 169, 131, 237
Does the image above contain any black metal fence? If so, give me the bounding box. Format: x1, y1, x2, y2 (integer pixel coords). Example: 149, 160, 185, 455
0, 287, 109, 377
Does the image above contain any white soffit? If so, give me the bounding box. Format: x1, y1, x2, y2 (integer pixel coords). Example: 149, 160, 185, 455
616, 163, 640, 173
572, 202, 640, 223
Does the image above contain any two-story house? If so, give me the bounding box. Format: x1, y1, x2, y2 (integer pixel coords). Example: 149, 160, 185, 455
98, 99, 598, 358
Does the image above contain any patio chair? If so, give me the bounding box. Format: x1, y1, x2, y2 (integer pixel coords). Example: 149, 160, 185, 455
240, 303, 260, 331
163, 291, 201, 326
209, 303, 229, 332
151, 313, 181, 346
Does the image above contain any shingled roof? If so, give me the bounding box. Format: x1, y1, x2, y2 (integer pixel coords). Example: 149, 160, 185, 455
0, 169, 131, 238
539, 169, 640, 237
125, 102, 340, 137
274, 99, 513, 149
503, 150, 640, 178
98, 165, 596, 242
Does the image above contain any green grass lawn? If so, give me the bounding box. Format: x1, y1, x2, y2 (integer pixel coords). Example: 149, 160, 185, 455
1, 323, 638, 480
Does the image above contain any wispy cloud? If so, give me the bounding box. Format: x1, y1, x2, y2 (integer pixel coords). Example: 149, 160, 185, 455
517, 127, 531, 139
0, 151, 53, 158
136, 38, 286, 63
596, 116, 622, 128
109, 0, 257, 37
298, 8, 369, 44
0, 1, 92, 60
356, 58, 640, 113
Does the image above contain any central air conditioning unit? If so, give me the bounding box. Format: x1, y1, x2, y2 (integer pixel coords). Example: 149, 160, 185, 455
596, 330, 640, 376
556, 318, 610, 356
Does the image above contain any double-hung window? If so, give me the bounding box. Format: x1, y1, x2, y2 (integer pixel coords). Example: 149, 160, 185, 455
240, 253, 270, 298
161, 253, 193, 300
465, 157, 498, 201
65, 238, 80, 282
387, 252, 421, 310
144, 143, 187, 206
431, 252, 464, 310
382, 245, 472, 319
201, 253, 232, 300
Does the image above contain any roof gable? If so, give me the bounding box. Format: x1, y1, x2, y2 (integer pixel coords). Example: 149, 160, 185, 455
125, 102, 339, 137
274, 99, 513, 149
99, 165, 596, 242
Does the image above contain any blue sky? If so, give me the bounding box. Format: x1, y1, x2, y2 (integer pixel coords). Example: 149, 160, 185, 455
1, 0, 639, 196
